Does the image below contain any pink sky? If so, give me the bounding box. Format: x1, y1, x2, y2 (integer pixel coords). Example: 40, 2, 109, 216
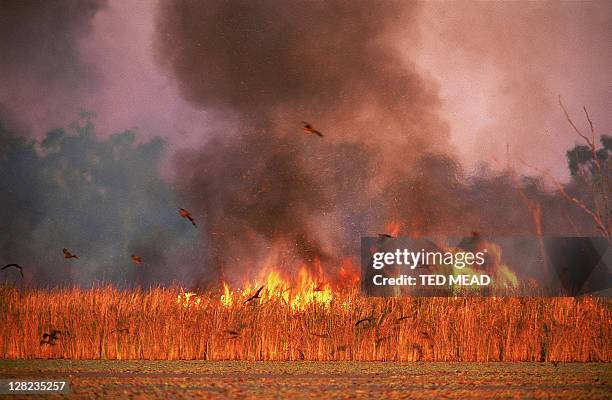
6, 0, 611, 181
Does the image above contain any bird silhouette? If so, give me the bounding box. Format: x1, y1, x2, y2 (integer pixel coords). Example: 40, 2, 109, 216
355, 317, 374, 327
179, 208, 197, 227
377, 233, 395, 245
396, 315, 414, 323
40, 330, 63, 346
419, 331, 434, 344
301, 121, 324, 137
62, 248, 79, 259
244, 286, 265, 304
131, 254, 143, 265
1, 263, 24, 278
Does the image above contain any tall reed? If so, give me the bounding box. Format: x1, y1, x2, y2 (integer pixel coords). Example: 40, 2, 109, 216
0, 285, 609, 361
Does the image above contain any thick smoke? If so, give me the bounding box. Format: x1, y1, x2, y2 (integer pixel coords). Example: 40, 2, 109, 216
0, 0, 107, 132
154, 1, 455, 285
154, 1, 597, 288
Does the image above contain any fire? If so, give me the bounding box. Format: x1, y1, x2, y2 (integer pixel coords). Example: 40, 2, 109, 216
176, 256, 360, 311
385, 220, 402, 237
176, 288, 202, 307
235, 262, 335, 311
220, 282, 233, 308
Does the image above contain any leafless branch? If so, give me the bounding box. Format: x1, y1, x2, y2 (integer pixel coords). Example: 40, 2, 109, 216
558, 96, 594, 149
520, 159, 610, 241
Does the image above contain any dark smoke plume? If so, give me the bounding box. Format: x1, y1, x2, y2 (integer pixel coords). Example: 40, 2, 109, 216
0, 0, 106, 132
155, 1, 450, 285
155, 1, 601, 287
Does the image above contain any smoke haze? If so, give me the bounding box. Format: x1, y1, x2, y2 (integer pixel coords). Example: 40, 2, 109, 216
154, 1, 605, 286
0, 1, 609, 286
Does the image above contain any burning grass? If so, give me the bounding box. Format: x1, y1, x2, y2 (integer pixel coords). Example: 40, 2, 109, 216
0, 284, 609, 362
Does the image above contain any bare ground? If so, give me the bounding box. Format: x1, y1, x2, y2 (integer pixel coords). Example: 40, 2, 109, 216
0, 360, 610, 399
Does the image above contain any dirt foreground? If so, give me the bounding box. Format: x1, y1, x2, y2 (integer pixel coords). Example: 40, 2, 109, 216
0, 360, 609, 399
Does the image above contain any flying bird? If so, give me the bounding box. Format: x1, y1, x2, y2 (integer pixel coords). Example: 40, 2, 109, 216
244, 286, 265, 304
396, 315, 414, 323
1, 263, 24, 278
131, 254, 143, 265
355, 317, 374, 327
40, 330, 63, 346
301, 121, 324, 138
62, 248, 79, 259
179, 208, 197, 227
224, 330, 240, 339
377, 233, 395, 245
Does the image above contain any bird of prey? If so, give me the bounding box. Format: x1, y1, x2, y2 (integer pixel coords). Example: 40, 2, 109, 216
62, 248, 79, 259
1, 263, 23, 278
377, 234, 395, 246
244, 285, 265, 304
179, 208, 197, 227
396, 315, 414, 323
355, 317, 374, 327
40, 330, 63, 346
131, 254, 143, 265
224, 330, 240, 339
301, 121, 324, 138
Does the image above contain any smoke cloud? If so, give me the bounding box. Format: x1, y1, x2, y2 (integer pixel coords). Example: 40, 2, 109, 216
154, 1, 599, 287
1, 1, 607, 288
0, 0, 107, 132
416, 1, 612, 178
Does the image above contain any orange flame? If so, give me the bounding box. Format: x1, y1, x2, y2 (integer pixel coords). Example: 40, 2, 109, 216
385, 220, 402, 237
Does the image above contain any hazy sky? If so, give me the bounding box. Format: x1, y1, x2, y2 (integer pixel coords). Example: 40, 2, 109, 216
1, 0, 610, 179
2, 0, 609, 286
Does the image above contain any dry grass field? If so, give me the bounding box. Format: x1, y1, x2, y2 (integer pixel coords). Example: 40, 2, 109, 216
0, 284, 609, 362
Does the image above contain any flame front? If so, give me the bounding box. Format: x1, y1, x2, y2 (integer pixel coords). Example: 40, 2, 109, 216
177, 257, 359, 310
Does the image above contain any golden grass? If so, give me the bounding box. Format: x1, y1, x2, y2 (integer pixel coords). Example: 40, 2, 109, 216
0, 285, 609, 361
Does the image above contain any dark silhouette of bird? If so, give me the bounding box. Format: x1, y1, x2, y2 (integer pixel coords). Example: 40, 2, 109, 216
396, 315, 414, 323
355, 317, 374, 327
419, 331, 434, 344
301, 121, 324, 137
1, 263, 23, 278
377, 233, 395, 244
131, 254, 143, 265
62, 248, 79, 259
224, 330, 240, 339
40, 330, 63, 346
179, 208, 196, 227
244, 286, 265, 304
